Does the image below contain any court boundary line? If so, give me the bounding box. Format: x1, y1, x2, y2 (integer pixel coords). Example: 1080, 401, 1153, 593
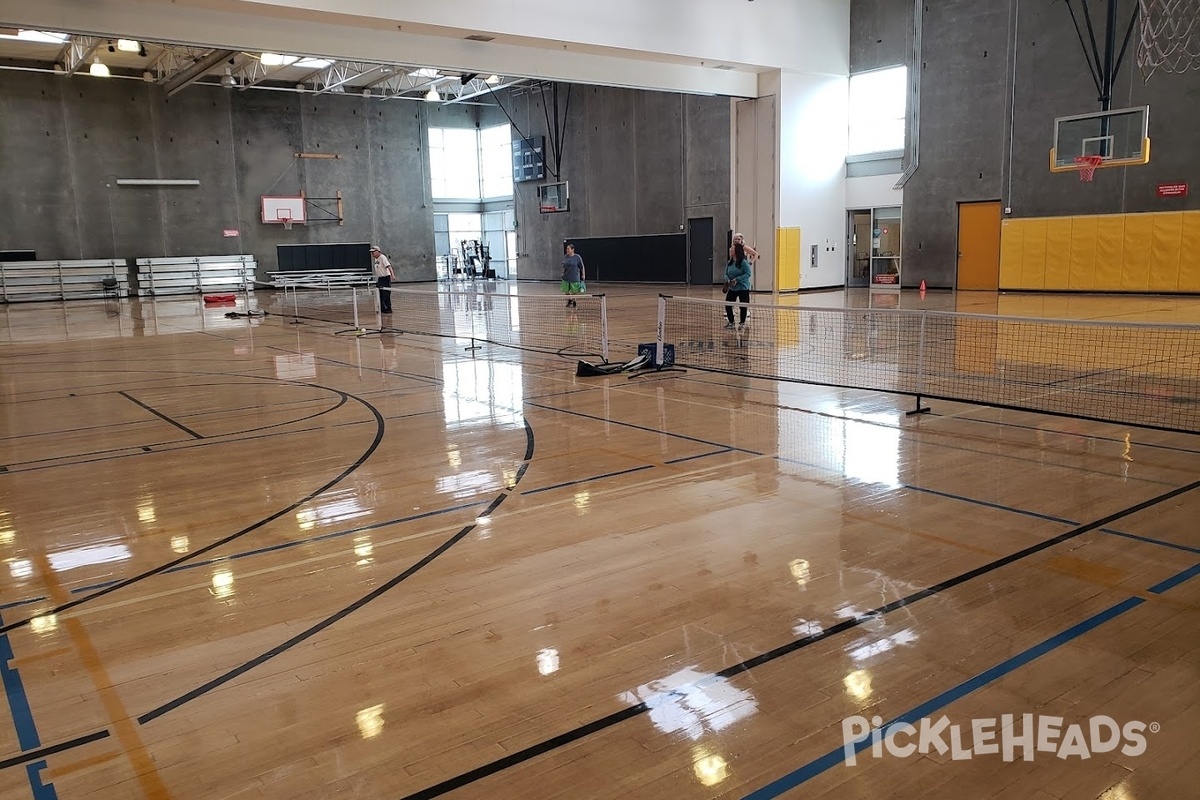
116, 390, 204, 439
136, 418, 536, 724
0, 380, 386, 636
742, 561, 1200, 799
394, 476, 1200, 800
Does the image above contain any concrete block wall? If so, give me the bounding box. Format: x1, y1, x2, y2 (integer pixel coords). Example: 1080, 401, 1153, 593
0, 72, 439, 280
508, 84, 731, 282
880, 0, 1200, 289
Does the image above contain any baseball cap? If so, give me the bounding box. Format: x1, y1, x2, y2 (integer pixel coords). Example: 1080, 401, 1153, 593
369, 245, 380, 252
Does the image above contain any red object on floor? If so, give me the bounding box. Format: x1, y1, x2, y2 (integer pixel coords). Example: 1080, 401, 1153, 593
203, 294, 237, 304
919, 279, 927, 299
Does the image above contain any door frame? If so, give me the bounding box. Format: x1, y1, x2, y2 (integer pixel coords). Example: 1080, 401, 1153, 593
687, 216, 715, 285
955, 199, 1003, 291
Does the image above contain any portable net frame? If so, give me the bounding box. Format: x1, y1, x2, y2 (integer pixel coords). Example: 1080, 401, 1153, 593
657, 295, 1200, 435
1138, 0, 1200, 79
262, 283, 610, 361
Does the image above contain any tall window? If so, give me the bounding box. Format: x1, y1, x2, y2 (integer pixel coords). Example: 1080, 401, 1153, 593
429, 128, 482, 200
429, 124, 512, 200
847, 66, 907, 156
481, 125, 514, 199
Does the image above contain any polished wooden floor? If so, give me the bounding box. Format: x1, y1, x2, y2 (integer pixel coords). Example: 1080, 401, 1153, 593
1, 285, 1198, 800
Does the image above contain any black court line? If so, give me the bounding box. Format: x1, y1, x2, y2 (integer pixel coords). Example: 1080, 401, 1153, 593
521, 465, 655, 496
0, 393, 344, 470
136, 418, 535, 725
117, 390, 203, 439
525, 402, 766, 456
925, 410, 1200, 456
0, 730, 111, 772
672, 374, 1194, 486
664, 448, 735, 464
0, 425, 328, 475
0, 385, 384, 637
397, 476, 1200, 800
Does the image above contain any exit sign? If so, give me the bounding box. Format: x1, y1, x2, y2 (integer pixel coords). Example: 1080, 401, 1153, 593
1157, 182, 1188, 197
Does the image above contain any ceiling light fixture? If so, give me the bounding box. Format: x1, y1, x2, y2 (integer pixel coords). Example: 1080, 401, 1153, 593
485, 74, 501, 84
116, 39, 140, 53
89, 57, 110, 77
260, 52, 286, 66
220, 67, 237, 88
424, 87, 440, 102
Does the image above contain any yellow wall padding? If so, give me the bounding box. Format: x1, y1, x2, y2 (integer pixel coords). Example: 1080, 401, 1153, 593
1092, 215, 1125, 291
1068, 215, 1098, 290
1121, 213, 1154, 291
775, 227, 800, 291
1148, 212, 1184, 292
1043, 217, 1073, 290
1020, 219, 1048, 289
995, 210, 1195, 293
999, 220, 1024, 288
1179, 211, 1200, 292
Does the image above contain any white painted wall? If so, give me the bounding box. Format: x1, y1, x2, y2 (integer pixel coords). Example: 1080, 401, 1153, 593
215, 0, 850, 75
1, 0, 850, 97
777, 69, 850, 289
845, 174, 904, 209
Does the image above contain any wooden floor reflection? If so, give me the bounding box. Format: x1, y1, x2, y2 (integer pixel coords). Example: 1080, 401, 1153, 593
0, 286, 1196, 800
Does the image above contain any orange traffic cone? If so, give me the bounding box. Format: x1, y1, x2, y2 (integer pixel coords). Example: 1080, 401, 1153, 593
919, 279, 927, 299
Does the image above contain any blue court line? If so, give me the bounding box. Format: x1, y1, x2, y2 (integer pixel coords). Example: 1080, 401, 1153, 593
741, 560, 1200, 799
0, 614, 58, 799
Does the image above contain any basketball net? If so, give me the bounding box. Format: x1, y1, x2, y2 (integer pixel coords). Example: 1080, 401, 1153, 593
1074, 155, 1105, 182
278, 212, 294, 231
1138, 0, 1200, 80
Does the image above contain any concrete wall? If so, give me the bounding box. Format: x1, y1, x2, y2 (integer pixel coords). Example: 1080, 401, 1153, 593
850, 0, 910, 73
886, 0, 1200, 288
508, 84, 731, 282
0, 72, 438, 279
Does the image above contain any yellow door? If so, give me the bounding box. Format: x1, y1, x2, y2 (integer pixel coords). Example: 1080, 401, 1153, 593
957, 201, 1002, 290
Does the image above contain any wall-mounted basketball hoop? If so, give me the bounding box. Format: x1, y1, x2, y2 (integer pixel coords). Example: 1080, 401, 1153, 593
1073, 155, 1107, 182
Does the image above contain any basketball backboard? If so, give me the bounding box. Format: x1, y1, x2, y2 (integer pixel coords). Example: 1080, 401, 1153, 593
1050, 105, 1150, 173
261, 195, 307, 224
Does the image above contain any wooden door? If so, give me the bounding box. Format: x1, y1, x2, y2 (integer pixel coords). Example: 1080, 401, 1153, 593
956, 201, 1002, 290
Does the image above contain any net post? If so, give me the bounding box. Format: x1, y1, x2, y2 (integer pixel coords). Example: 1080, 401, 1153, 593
907, 311, 931, 416
466, 291, 481, 352
351, 287, 363, 333
599, 294, 610, 363
291, 285, 302, 324
656, 295, 667, 371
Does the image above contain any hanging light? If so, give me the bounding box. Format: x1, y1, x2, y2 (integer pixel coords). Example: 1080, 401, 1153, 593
89, 56, 110, 77
424, 87, 440, 102
116, 39, 140, 53
220, 67, 237, 88
260, 52, 285, 66
485, 74, 501, 84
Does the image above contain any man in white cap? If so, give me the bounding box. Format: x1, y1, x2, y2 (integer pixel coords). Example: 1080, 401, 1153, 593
370, 245, 395, 313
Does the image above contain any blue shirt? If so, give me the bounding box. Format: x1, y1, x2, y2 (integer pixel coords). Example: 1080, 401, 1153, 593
725, 259, 751, 291
562, 253, 584, 283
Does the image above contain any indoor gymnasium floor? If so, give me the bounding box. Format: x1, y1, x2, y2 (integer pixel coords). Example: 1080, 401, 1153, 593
0, 283, 1197, 800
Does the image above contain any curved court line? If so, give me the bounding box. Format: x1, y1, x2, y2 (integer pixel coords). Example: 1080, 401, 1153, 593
395, 475, 1200, 800
0, 381, 386, 636
136, 418, 536, 725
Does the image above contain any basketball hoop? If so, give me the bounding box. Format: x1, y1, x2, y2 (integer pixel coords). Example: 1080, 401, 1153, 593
277, 210, 294, 230
1074, 155, 1105, 182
